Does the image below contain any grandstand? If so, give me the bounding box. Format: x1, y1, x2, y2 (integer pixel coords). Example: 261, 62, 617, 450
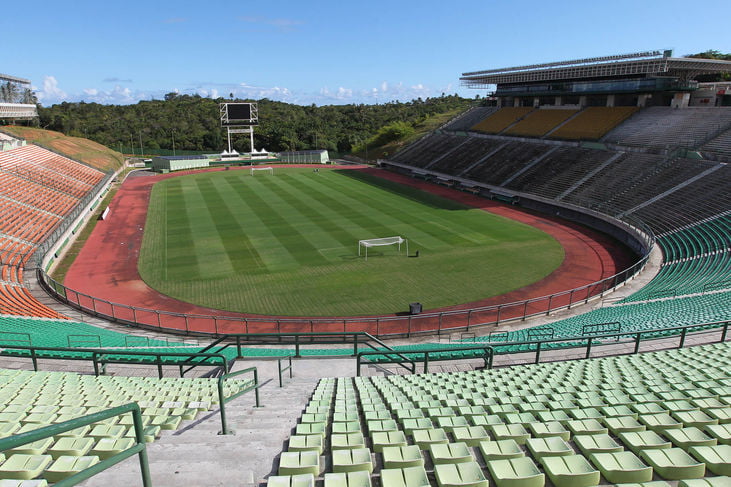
0, 73, 37, 121
1, 50, 731, 486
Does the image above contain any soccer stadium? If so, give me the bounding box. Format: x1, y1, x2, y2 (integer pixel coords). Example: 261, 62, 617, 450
0, 47, 731, 487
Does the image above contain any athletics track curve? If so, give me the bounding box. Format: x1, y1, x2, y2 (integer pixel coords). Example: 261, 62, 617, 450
63, 165, 635, 336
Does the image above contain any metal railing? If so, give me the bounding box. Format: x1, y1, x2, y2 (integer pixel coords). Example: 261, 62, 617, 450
218, 367, 260, 435
278, 356, 294, 387
38, 252, 649, 337
357, 343, 495, 375
0, 403, 151, 487
0, 344, 229, 378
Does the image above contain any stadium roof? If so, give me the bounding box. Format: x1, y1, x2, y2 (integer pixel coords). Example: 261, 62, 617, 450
461, 50, 731, 88
0, 73, 31, 84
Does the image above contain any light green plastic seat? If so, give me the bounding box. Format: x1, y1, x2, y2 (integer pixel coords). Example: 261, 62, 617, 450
412, 428, 449, 449
619, 430, 672, 454
528, 421, 570, 440
333, 412, 360, 423
46, 437, 94, 459
672, 410, 719, 428
604, 416, 646, 434
332, 422, 360, 435
574, 434, 623, 455
332, 448, 373, 473
331, 433, 366, 451
706, 407, 731, 425
489, 423, 530, 444
638, 413, 683, 432
704, 423, 731, 444
267, 473, 315, 487
434, 461, 488, 487
565, 419, 607, 436
300, 413, 328, 424
87, 424, 126, 440
364, 410, 391, 421
278, 451, 320, 476
382, 445, 424, 469
401, 418, 433, 436
323, 471, 371, 487
678, 476, 731, 486
639, 447, 705, 480
6, 439, 54, 456
288, 435, 324, 454
0, 479, 50, 486
478, 439, 524, 460
588, 451, 653, 484
688, 444, 731, 475
436, 416, 471, 433
380, 466, 430, 487
429, 442, 473, 465
541, 454, 600, 487
486, 456, 544, 487
371, 431, 408, 453
0, 454, 53, 480
452, 426, 490, 447
663, 427, 717, 449
469, 414, 503, 427
526, 436, 573, 459
613, 481, 670, 487
43, 455, 100, 482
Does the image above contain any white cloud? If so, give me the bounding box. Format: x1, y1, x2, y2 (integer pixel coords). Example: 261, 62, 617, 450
36, 76, 67, 104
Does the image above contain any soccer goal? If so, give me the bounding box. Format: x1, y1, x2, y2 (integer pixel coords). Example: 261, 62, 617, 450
358, 236, 408, 261
251, 166, 274, 175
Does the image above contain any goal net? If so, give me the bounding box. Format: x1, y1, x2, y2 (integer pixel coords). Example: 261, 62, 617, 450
250, 166, 273, 175
358, 236, 408, 261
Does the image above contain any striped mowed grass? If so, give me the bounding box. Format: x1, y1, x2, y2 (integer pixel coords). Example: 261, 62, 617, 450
138, 168, 563, 316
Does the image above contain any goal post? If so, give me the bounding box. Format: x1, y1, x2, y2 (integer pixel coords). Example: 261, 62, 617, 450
358, 236, 408, 261
250, 166, 273, 175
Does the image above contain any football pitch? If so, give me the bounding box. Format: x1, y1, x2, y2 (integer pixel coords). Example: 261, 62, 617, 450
138, 168, 564, 316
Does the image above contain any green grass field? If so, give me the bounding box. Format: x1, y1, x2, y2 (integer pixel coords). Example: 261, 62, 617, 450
138, 168, 564, 316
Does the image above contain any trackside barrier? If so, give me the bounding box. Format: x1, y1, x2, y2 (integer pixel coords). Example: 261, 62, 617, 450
357, 344, 494, 376
0, 344, 228, 378
278, 355, 293, 387
0, 402, 151, 487
218, 367, 260, 435
37, 251, 650, 337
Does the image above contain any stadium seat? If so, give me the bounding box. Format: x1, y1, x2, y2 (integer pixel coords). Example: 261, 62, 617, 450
380, 466, 430, 487
688, 445, 731, 475
324, 471, 371, 487
479, 439, 524, 460
588, 451, 653, 484
434, 461, 488, 487
485, 456, 544, 487
540, 454, 600, 487
268, 474, 315, 487
288, 435, 324, 454
428, 442, 474, 465
382, 445, 424, 469
43, 455, 100, 482
639, 448, 705, 480
278, 451, 321, 476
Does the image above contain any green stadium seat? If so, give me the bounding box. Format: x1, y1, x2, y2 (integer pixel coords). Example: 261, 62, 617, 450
43, 455, 100, 483
6, 439, 53, 456
604, 416, 646, 434
412, 428, 449, 449
489, 423, 530, 444
469, 414, 503, 427
0, 479, 49, 487
566, 419, 607, 436
434, 461, 488, 487
688, 444, 731, 475
267, 474, 315, 487
288, 435, 324, 454
672, 411, 719, 429
573, 434, 623, 455
678, 477, 731, 487
382, 445, 424, 469
619, 431, 672, 454
540, 454, 600, 487
380, 466, 430, 487
451, 426, 490, 447
429, 442, 474, 465
324, 471, 371, 487
278, 451, 321, 476
662, 427, 718, 449
704, 423, 731, 444
0, 454, 53, 480
588, 451, 653, 484
46, 437, 95, 459
528, 421, 570, 440
639, 447, 705, 480
478, 439, 524, 460
485, 456, 544, 487
371, 431, 407, 453
296, 422, 327, 437
525, 437, 573, 459
332, 448, 373, 473
639, 413, 683, 432
331, 433, 366, 451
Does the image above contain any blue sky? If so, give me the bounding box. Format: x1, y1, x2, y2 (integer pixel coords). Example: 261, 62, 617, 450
3, 0, 729, 106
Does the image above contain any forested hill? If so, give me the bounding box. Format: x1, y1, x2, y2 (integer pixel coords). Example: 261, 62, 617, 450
34, 94, 478, 157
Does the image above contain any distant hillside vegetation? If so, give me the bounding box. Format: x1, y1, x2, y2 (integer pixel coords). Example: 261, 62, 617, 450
0, 126, 124, 172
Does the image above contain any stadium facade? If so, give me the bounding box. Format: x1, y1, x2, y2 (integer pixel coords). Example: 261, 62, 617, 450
461, 50, 731, 109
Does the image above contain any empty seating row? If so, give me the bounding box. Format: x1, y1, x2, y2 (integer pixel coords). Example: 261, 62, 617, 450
442, 108, 500, 132
470, 108, 534, 135
503, 109, 578, 138
269, 342, 731, 487
550, 107, 639, 141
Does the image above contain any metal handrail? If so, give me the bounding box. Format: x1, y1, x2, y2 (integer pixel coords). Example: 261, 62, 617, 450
278, 356, 294, 387
0, 343, 228, 378
0, 402, 151, 487
218, 367, 260, 435
357, 343, 494, 375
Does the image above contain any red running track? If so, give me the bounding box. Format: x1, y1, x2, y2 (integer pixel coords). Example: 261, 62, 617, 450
63, 165, 635, 336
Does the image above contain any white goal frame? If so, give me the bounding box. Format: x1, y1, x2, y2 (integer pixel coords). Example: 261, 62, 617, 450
358, 236, 408, 261
250, 166, 273, 175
